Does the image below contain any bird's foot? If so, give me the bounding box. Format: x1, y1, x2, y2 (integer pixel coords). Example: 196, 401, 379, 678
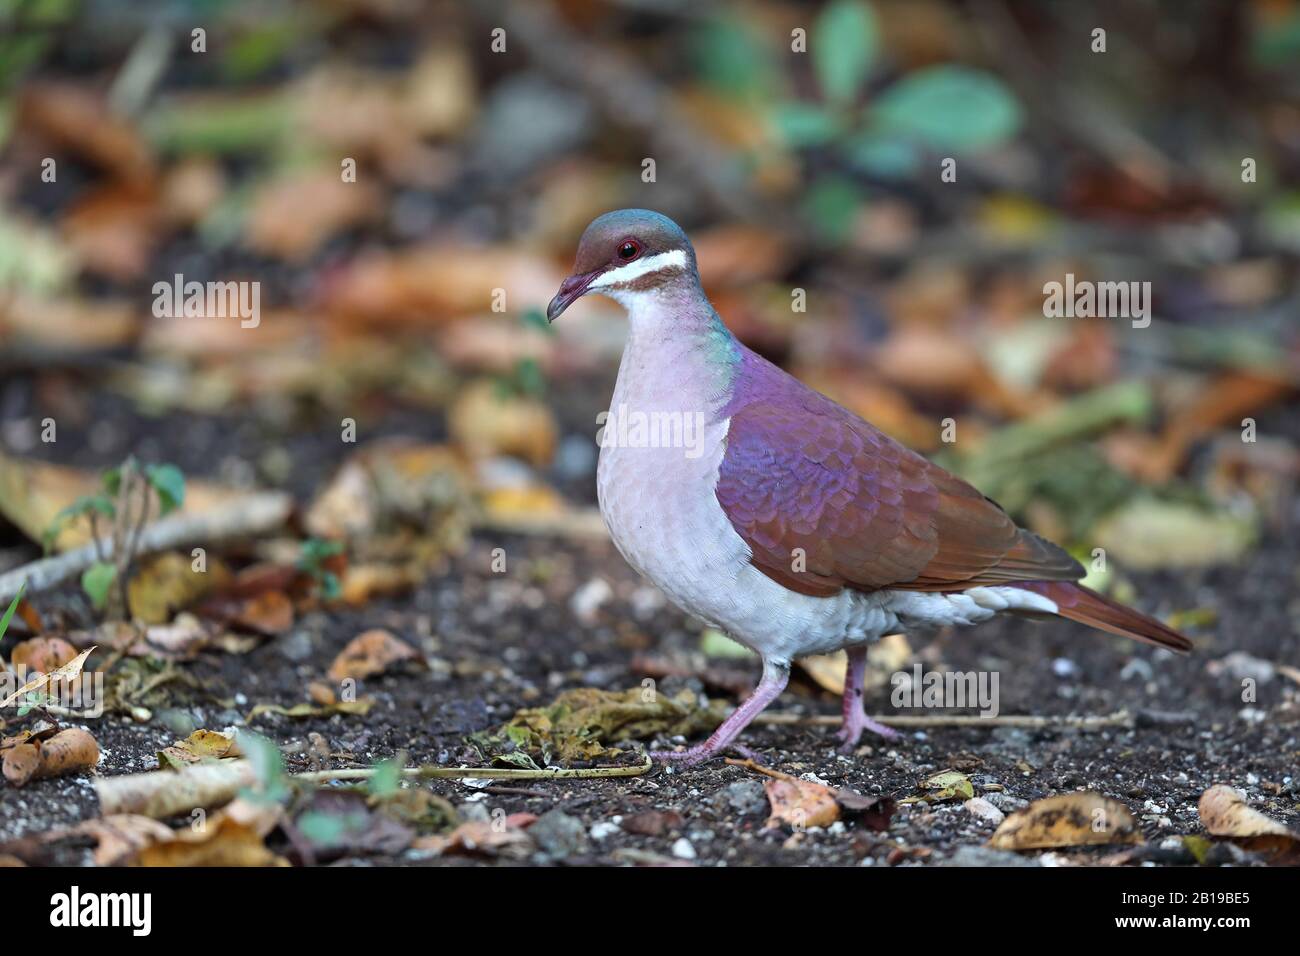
649, 742, 765, 769
649, 745, 716, 768
836, 713, 899, 754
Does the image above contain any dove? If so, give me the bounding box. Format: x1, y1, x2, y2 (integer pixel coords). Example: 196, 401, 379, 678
546, 209, 1190, 767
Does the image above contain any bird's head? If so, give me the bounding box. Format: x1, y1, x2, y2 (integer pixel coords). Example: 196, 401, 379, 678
546, 209, 697, 322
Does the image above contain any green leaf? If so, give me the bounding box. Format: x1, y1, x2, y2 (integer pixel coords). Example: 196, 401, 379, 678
772, 102, 842, 147
690, 18, 775, 100
871, 65, 1022, 151
801, 175, 865, 241
813, 0, 878, 103
235, 729, 292, 804
844, 132, 920, 178
298, 537, 343, 569
0, 580, 25, 639
145, 463, 186, 515
81, 561, 117, 610
367, 756, 405, 797
44, 495, 116, 550
521, 307, 552, 335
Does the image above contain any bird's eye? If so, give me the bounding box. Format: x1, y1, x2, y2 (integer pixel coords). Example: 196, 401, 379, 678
617, 240, 640, 260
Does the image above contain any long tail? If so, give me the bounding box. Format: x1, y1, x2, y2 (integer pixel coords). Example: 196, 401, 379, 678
1016, 581, 1193, 653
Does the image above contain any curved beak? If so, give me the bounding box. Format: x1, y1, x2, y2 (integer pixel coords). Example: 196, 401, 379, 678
546, 269, 601, 323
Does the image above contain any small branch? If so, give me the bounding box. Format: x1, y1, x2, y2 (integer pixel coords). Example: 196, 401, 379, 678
293, 758, 653, 784
0, 491, 293, 604
751, 709, 1135, 730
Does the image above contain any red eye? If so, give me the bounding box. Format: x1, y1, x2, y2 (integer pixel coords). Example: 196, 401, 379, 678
617, 240, 640, 260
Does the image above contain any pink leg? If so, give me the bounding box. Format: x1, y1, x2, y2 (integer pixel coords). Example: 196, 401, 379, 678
651, 660, 789, 768
837, 645, 898, 753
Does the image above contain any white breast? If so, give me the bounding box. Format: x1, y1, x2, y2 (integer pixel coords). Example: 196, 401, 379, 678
593, 290, 1061, 664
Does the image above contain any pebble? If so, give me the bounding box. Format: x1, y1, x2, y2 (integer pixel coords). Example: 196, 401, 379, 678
570, 578, 613, 624
1052, 657, 1078, 678
939, 845, 1038, 867
590, 821, 620, 841
1119, 658, 1153, 682
963, 797, 1005, 825
530, 809, 589, 858
716, 779, 767, 816
985, 792, 1029, 813
671, 838, 697, 860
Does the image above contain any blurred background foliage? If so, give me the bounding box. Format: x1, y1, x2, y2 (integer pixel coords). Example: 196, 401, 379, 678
0, 0, 1297, 596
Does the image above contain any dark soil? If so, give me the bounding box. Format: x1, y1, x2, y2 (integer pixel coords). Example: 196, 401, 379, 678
1, 377, 1298, 867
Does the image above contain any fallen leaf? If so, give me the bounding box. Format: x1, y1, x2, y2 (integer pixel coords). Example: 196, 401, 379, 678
412, 812, 537, 858
1197, 784, 1300, 863
157, 729, 242, 770
245, 168, 381, 261
475, 687, 728, 766
988, 792, 1143, 850
448, 379, 558, 466
138, 802, 288, 867
764, 777, 841, 830
1092, 498, 1256, 570
69, 815, 176, 866
9, 637, 78, 675
327, 629, 421, 682
902, 770, 975, 804
0, 645, 95, 709
245, 699, 375, 721
128, 551, 226, 624
2, 728, 99, 787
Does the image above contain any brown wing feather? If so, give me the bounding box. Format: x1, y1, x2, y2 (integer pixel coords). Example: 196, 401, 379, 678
716, 402, 1083, 596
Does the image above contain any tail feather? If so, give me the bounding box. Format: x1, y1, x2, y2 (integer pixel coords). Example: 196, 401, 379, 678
1017, 581, 1193, 653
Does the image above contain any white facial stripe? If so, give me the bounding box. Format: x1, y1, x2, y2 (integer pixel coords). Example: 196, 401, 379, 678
589, 249, 688, 289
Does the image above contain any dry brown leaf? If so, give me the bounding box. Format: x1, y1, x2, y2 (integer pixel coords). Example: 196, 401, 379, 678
764, 777, 841, 830
322, 244, 560, 327
2, 728, 99, 787
412, 812, 537, 857
128, 551, 227, 624
9, 637, 78, 675
245, 168, 381, 261
988, 792, 1143, 850
61, 183, 162, 281
1141, 371, 1295, 483
96, 759, 258, 818
157, 729, 242, 769
228, 591, 294, 636
337, 562, 423, 605
18, 83, 156, 185
0, 645, 95, 709
303, 439, 471, 545
1197, 784, 1300, 862
328, 629, 421, 682
69, 815, 176, 867
137, 811, 287, 867
448, 380, 558, 466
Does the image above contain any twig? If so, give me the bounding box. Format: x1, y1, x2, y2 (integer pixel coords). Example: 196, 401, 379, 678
292, 757, 653, 783
0, 491, 293, 604
751, 709, 1135, 730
